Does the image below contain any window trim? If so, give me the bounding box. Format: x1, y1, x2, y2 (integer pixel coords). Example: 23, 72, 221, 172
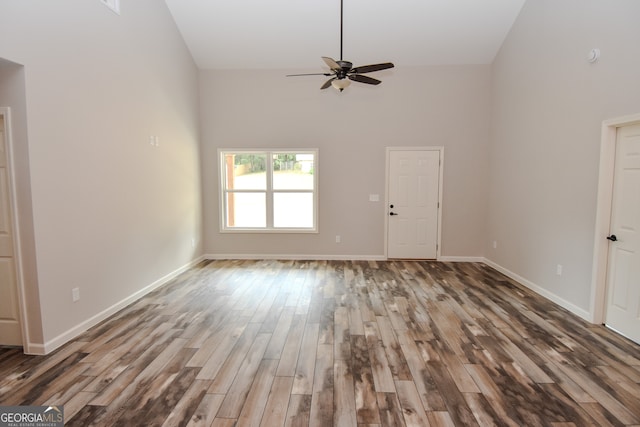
218, 149, 319, 233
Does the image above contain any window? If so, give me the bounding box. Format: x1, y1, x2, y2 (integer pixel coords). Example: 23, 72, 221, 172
219, 150, 318, 232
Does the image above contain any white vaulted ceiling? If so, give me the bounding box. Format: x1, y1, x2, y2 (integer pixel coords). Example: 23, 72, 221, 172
164, 0, 526, 70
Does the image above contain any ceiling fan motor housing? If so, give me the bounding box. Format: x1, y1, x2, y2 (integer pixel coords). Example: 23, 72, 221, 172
335, 61, 352, 79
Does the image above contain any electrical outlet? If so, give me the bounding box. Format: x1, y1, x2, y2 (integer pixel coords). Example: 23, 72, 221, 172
191, 238, 196, 248
556, 264, 563, 276
492, 241, 497, 249
72, 287, 80, 302
335, 235, 341, 243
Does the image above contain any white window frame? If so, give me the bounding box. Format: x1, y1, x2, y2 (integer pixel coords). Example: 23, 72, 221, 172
219, 149, 319, 233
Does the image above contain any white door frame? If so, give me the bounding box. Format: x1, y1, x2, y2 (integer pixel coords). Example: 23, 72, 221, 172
591, 112, 640, 324
384, 146, 444, 260
0, 106, 29, 348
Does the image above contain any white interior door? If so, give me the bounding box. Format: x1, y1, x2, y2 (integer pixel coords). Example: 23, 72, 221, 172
387, 148, 441, 259
0, 112, 22, 346
605, 123, 640, 344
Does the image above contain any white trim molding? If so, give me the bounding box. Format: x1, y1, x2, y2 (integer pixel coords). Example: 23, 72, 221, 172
205, 253, 387, 261
209, 254, 590, 321
30, 249, 602, 354
484, 258, 591, 322
438, 256, 485, 263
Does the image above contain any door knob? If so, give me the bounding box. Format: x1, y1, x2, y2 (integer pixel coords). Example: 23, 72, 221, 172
607, 234, 617, 242
389, 212, 398, 216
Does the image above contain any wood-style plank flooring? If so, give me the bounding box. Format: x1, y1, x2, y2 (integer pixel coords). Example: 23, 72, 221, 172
1, 260, 640, 426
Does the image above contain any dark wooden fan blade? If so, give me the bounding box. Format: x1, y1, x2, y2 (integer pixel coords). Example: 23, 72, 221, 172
348, 74, 381, 85
286, 73, 332, 77
321, 77, 336, 90
322, 57, 341, 71
350, 62, 395, 74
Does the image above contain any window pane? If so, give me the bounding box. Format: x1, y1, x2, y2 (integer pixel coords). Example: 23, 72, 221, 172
226, 192, 266, 227
272, 153, 314, 190
274, 192, 314, 228
225, 153, 266, 190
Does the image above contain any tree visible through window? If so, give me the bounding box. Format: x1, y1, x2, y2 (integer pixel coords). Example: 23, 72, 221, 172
220, 150, 317, 231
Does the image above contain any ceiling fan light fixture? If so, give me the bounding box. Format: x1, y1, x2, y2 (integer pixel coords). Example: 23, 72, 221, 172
331, 78, 351, 92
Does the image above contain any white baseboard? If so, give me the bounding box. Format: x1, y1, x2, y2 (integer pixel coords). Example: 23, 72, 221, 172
28, 254, 593, 354
438, 256, 485, 263
483, 258, 592, 322
32, 256, 206, 356
206, 254, 483, 263
23, 343, 46, 355
203, 254, 591, 322
204, 253, 387, 261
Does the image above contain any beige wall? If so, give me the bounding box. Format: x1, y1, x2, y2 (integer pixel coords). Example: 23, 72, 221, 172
487, 0, 640, 314
200, 66, 491, 258
0, 1, 202, 352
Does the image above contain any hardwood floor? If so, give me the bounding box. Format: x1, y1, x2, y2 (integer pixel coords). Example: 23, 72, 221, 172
1, 260, 640, 426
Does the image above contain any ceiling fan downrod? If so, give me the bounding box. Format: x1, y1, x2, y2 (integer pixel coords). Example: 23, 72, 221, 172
339, 0, 343, 61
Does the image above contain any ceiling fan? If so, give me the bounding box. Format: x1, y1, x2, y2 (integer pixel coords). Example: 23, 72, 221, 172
286, 0, 395, 92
